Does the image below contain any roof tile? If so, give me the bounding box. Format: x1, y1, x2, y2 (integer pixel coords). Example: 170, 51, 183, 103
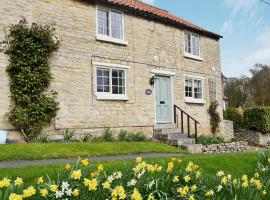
105, 0, 221, 38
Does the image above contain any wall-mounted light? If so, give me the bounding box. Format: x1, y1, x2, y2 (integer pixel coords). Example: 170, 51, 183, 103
150, 76, 156, 86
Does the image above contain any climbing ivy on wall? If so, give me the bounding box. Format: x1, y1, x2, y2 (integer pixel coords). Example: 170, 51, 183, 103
208, 101, 221, 135
4, 19, 60, 142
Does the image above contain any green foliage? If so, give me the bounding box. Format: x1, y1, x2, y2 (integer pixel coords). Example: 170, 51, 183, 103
224, 107, 243, 130
81, 132, 93, 143
243, 107, 270, 133
224, 75, 251, 108
63, 129, 76, 141
4, 19, 60, 141
208, 101, 221, 134
101, 129, 115, 142
197, 135, 225, 145
34, 134, 52, 143
118, 130, 147, 142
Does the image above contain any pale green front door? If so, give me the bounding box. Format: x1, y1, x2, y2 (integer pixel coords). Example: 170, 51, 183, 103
155, 75, 172, 123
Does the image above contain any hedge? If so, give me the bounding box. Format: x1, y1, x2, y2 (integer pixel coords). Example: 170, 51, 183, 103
224, 107, 243, 130
243, 107, 270, 133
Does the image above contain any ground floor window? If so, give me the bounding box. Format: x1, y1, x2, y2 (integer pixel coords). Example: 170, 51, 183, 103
185, 78, 203, 101
96, 67, 127, 100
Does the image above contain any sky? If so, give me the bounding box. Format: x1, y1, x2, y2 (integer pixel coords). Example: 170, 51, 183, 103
141, 0, 270, 77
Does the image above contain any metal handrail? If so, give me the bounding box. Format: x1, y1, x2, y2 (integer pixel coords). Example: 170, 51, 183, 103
174, 105, 200, 143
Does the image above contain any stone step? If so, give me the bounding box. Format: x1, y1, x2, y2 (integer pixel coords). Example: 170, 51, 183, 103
167, 133, 189, 140
159, 128, 182, 135
154, 123, 175, 130
169, 138, 196, 146
181, 144, 203, 154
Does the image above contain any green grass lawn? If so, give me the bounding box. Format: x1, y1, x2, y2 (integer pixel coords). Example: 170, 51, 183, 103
0, 142, 186, 161
0, 152, 259, 185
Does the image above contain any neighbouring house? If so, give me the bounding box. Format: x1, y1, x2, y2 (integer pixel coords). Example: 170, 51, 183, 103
0, 0, 233, 141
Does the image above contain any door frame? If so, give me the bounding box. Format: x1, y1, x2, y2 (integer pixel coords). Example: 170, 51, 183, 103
151, 69, 175, 124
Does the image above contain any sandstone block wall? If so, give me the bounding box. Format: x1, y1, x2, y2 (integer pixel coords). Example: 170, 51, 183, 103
0, 0, 224, 139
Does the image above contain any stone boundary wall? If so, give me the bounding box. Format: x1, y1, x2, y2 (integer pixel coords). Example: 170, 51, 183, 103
235, 131, 270, 146
203, 141, 249, 153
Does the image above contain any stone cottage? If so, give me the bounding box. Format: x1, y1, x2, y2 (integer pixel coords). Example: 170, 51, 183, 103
0, 0, 233, 141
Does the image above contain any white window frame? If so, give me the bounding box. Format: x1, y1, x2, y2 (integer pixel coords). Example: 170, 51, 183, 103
184, 31, 203, 61
93, 61, 130, 101
96, 7, 128, 45
184, 75, 205, 104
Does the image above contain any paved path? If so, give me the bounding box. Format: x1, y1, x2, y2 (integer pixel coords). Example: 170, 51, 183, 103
0, 153, 185, 169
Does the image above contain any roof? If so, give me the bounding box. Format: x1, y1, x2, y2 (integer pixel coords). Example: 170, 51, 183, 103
99, 0, 222, 39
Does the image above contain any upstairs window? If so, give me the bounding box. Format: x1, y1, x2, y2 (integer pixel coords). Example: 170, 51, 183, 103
97, 8, 123, 40
185, 78, 203, 100
184, 32, 200, 57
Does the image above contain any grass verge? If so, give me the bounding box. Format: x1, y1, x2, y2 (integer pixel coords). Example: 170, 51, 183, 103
0, 142, 186, 161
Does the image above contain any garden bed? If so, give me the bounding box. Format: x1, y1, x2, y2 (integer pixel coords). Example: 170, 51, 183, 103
0, 152, 263, 200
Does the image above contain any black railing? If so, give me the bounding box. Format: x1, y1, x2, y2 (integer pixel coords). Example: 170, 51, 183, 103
174, 105, 200, 143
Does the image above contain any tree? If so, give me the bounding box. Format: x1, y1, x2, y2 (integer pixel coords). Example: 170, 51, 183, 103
249, 64, 270, 106
224, 75, 251, 108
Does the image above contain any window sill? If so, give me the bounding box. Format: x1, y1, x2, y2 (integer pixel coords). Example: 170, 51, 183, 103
96, 35, 128, 46
185, 98, 205, 104
96, 94, 129, 101
184, 53, 203, 61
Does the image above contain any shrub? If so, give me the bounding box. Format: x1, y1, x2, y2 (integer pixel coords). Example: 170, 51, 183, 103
34, 134, 52, 143
118, 130, 131, 142
63, 129, 76, 141
81, 132, 93, 142
101, 129, 115, 142
130, 132, 146, 142
118, 130, 146, 142
4, 19, 60, 142
197, 135, 225, 145
224, 107, 243, 130
208, 101, 221, 134
243, 107, 270, 133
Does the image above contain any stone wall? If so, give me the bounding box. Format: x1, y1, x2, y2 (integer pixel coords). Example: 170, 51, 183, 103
0, 0, 224, 139
203, 141, 249, 153
219, 120, 234, 141
235, 131, 270, 146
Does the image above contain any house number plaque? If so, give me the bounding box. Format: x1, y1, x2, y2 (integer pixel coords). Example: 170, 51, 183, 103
145, 89, 152, 95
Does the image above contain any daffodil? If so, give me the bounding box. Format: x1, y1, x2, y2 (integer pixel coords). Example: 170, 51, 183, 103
37, 177, 44, 184
0, 178, 11, 188
184, 175, 191, 183
132, 188, 142, 200
14, 177, 23, 186
148, 193, 155, 200
23, 186, 36, 198
72, 188, 80, 196
40, 189, 48, 197
166, 162, 174, 172
135, 157, 142, 163
50, 184, 58, 193
173, 176, 179, 183
205, 190, 214, 197
191, 184, 197, 192
98, 164, 104, 172
9, 193, 23, 200
102, 181, 111, 189
71, 169, 82, 180
81, 159, 89, 166
189, 195, 195, 200
65, 163, 71, 170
